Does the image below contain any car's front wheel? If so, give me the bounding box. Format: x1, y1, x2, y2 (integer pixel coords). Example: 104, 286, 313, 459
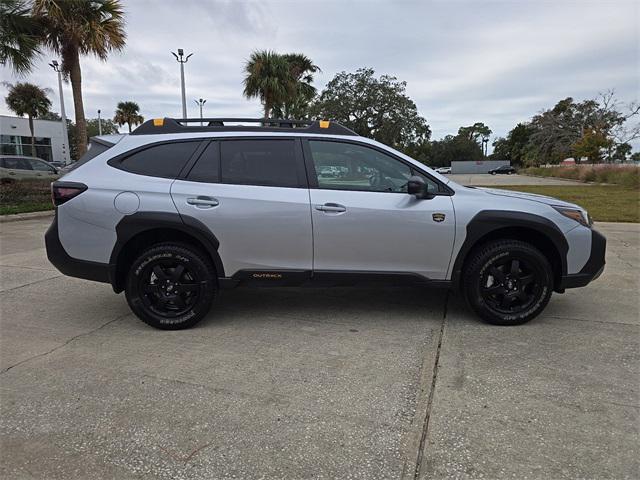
125, 243, 217, 330
463, 240, 553, 325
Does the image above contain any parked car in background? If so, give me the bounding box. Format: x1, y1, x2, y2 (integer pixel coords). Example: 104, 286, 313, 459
0, 155, 59, 183
489, 165, 516, 175
435, 166, 451, 174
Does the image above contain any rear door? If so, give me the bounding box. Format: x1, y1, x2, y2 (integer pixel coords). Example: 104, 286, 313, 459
171, 138, 313, 278
2, 157, 35, 180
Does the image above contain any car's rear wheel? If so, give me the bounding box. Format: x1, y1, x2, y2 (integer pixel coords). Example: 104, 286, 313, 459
125, 243, 216, 330
463, 240, 553, 325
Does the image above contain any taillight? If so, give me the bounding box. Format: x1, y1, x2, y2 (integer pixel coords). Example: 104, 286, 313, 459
51, 182, 87, 206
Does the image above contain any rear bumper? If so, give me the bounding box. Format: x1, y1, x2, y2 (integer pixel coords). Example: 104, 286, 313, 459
558, 228, 606, 289
45, 212, 112, 284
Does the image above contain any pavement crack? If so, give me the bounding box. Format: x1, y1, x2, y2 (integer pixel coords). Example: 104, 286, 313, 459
405, 291, 449, 480
0, 274, 62, 293
0, 312, 130, 375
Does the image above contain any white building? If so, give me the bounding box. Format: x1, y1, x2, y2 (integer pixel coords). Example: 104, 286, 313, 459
0, 115, 70, 164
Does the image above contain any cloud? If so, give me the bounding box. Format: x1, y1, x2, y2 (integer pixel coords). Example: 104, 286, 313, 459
1, 0, 638, 149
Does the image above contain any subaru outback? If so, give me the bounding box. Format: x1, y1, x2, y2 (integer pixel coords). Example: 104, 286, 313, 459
45, 118, 605, 329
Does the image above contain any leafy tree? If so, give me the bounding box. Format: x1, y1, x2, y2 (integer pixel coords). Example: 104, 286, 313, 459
0, 0, 43, 75
113, 101, 144, 133
490, 123, 534, 167
243, 50, 292, 119
87, 117, 119, 136
4, 81, 52, 157
523, 93, 639, 165
33, 0, 126, 157
312, 68, 430, 150
630, 152, 640, 163
271, 53, 320, 119
405, 133, 483, 167
458, 122, 492, 145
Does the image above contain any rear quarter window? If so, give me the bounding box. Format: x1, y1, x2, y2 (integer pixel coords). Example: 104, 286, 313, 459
114, 141, 200, 178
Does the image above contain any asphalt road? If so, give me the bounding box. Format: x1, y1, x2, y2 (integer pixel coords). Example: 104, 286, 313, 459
447, 173, 585, 186
0, 218, 638, 479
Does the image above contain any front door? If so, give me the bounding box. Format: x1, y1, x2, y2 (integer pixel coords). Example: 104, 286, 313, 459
305, 139, 455, 280
171, 138, 313, 278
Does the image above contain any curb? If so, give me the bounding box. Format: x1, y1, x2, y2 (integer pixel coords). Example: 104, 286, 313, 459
0, 210, 54, 224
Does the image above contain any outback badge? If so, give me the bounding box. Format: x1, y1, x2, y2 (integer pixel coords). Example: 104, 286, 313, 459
432, 213, 446, 223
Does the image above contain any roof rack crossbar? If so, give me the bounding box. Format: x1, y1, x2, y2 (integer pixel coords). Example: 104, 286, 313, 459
130, 117, 358, 136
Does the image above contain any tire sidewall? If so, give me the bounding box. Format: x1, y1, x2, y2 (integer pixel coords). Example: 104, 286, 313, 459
125, 245, 215, 329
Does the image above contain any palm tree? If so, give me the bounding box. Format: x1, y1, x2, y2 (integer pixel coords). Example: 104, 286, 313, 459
274, 53, 320, 118
243, 50, 292, 119
113, 101, 144, 133
4, 82, 52, 157
0, 0, 43, 75
33, 0, 126, 157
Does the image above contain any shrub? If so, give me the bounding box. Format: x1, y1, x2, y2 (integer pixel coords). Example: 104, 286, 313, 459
0, 179, 53, 214
522, 165, 639, 188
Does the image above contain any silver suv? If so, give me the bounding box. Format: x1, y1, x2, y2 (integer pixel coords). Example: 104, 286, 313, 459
45, 118, 606, 330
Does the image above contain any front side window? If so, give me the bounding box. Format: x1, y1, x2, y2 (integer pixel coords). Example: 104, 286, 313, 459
118, 141, 199, 178
309, 140, 439, 193
220, 139, 299, 187
28, 159, 55, 172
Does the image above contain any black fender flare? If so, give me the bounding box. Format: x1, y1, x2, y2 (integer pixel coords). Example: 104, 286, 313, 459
109, 211, 225, 291
450, 210, 568, 286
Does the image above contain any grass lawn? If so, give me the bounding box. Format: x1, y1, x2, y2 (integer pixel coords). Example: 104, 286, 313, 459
480, 185, 639, 223
0, 202, 53, 216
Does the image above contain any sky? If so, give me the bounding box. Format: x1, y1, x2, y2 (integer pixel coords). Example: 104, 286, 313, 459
1, 0, 639, 149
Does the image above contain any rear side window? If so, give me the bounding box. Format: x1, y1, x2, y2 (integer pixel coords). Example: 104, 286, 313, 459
1, 157, 31, 170
186, 142, 220, 183
220, 139, 300, 187
118, 141, 199, 178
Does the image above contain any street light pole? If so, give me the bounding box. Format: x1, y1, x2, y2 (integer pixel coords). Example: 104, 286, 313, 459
194, 98, 206, 126
171, 49, 193, 119
97, 109, 102, 136
49, 60, 70, 164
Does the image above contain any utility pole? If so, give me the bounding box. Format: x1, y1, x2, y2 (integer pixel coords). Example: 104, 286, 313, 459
97, 109, 102, 136
171, 49, 193, 119
49, 60, 70, 164
194, 98, 206, 126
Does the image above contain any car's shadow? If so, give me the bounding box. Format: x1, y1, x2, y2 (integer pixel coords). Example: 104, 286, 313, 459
201, 286, 453, 328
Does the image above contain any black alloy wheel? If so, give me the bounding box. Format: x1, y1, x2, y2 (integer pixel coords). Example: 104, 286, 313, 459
125, 243, 216, 329
463, 240, 553, 325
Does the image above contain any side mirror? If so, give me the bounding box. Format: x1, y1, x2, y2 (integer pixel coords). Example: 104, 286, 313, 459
407, 175, 430, 199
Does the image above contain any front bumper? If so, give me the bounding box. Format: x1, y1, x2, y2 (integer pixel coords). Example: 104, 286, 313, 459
558, 228, 606, 289
45, 212, 112, 284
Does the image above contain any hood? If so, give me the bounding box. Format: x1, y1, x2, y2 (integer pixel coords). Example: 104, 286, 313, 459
477, 187, 581, 209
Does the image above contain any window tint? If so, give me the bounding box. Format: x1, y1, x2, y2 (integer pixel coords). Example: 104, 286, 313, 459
309, 140, 440, 193
28, 159, 54, 172
186, 142, 220, 183
119, 141, 199, 178
221, 140, 299, 187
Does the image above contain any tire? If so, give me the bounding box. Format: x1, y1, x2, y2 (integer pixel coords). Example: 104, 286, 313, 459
491, 172, 496, 175
125, 243, 217, 330
462, 240, 553, 326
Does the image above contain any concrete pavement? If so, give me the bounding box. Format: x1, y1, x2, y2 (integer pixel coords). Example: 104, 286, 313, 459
0, 218, 638, 479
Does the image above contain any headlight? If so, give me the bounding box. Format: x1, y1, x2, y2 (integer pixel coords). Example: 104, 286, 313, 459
552, 205, 592, 227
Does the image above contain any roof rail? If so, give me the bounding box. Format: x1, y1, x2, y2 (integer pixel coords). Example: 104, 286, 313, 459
130, 117, 358, 136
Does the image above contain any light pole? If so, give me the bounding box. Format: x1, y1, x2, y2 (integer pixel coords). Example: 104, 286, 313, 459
171, 48, 193, 119
49, 60, 70, 164
194, 98, 206, 125
97, 109, 102, 135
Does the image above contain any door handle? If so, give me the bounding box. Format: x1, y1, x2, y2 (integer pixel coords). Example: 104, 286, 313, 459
187, 196, 219, 207
315, 203, 346, 213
